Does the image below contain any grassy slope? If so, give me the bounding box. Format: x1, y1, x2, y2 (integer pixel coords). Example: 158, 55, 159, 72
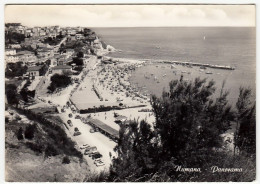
5, 109, 91, 182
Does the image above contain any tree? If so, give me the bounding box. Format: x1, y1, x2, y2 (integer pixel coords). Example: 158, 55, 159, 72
62, 156, 70, 164
17, 127, 24, 140
109, 77, 236, 181
72, 57, 84, 65
5, 62, 28, 78
110, 120, 157, 181
151, 77, 233, 165
5, 84, 19, 105
24, 124, 37, 140
234, 88, 255, 156
77, 51, 84, 58
48, 74, 72, 92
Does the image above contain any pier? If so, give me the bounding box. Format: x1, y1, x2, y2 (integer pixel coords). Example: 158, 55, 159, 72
156, 60, 235, 70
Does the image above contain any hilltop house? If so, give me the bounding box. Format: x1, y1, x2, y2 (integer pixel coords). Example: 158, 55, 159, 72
37, 48, 54, 58
8, 44, 21, 49
5, 49, 16, 56
26, 65, 42, 78
5, 55, 19, 63
16, 51, 37, 63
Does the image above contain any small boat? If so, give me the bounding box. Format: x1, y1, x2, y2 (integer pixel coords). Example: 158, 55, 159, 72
181, 71, 187, 73
171, 65, 176, 69
206, 71, 213, 74
163, 74, 167, 77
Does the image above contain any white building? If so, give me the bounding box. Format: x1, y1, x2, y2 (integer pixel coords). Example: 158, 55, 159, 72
5, 49, 16, 56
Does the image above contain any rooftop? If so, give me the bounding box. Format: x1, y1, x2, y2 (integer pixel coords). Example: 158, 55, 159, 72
16, 51, 35, 55
52, 65, 72, 70
88, 118, 119, 139
27, 66, 42, 72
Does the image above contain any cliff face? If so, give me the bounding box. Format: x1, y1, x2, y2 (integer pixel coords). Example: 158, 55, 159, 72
91, 34, 115, 56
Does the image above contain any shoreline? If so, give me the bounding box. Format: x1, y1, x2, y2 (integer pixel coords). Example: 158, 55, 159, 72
107, 56, 236, 70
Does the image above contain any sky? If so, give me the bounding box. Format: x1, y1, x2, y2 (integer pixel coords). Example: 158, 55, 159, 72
5, 5, 255, 27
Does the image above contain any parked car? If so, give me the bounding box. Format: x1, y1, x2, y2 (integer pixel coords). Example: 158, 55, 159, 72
73, 131, 81, 136
92, 152, 103, 159
95, 160, 105, 167
84, 146, 97, 155
88, 151, 99, 157
90, 128, 96, 133
67, 120, 73, 127
75, 115, 81, 119
80, 145, 90, 150
61, 108, 66, 113
69, 113, 73, 118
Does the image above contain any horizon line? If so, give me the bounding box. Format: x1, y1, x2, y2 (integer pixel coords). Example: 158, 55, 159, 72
5, 23, 256, 28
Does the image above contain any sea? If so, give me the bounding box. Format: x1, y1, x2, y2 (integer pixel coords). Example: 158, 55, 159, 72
93, 27, 256, 105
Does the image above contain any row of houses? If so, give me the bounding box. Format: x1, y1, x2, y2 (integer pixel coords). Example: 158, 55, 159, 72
26, 65, 73, 78
5, 49, 37, 63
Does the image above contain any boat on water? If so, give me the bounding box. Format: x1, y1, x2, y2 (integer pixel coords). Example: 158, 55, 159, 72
157, 81, 160, 83
171, 65, 176, 69
181, 71, 187, 73
206, 71, 213, 74
163, 74, 167, 77
156, 46, 161, 49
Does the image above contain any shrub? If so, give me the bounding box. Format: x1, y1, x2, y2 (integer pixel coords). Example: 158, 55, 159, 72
48, 74, 72, 93
17, 127, 24, 140
45, 143, 59, 157
62, 156, 70, 164
25, 142, 43, 154
24, 124, 37, 140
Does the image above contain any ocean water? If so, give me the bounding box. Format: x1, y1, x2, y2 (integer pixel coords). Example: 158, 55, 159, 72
93, 27, 256, 104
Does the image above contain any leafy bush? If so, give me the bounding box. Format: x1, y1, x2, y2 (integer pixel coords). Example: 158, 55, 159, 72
24, 124, 37, 140
234, 88, 256, 156
62, 156, 70, 164
25, 142, 43, 154
45, 143, 59, 157
5, 62, 28, 78
13, 107, 83, 159
17, 127, 24, 140
48, 74, 71, 93
5, 84, 19, 105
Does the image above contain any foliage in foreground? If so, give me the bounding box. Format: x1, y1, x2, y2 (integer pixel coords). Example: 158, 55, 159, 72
105, 77, 255, 182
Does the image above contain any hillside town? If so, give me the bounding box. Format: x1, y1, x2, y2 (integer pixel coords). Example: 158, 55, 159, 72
5, 23, 156, 181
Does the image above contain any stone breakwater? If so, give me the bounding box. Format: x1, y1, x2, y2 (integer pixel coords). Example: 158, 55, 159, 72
159, 60, 235, 70
141, 59, 235, 70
